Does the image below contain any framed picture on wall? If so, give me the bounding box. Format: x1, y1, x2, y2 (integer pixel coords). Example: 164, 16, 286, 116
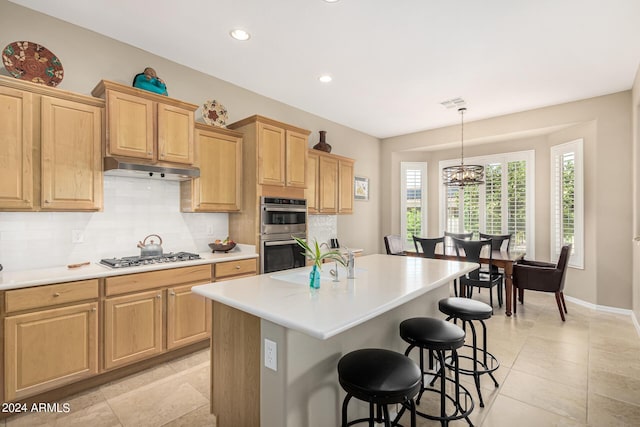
354, 176, 369, 201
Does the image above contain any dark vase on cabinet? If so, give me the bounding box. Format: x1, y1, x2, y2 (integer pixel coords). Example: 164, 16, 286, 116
313, 130, 332, 153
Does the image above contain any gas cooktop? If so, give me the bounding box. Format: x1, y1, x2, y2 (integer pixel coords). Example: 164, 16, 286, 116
100, 252, 201, 269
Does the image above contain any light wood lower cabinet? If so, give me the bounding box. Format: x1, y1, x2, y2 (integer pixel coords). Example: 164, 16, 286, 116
167, 284, 211, 349
103, 265, 212, 370
104, 289, 164, 370
4, 302, 98, 401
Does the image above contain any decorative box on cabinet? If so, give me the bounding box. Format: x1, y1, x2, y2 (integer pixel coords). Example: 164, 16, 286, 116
305, 148, 355, 215
181, 123, 243, 212
3, 280, 99, 400
92, 80, 197, 166
0, 76, 103, 211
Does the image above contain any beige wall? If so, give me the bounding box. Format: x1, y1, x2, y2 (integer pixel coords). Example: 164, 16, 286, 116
632, 65, 640, 321
382, 92, 633, 309
0, 0, 381, 255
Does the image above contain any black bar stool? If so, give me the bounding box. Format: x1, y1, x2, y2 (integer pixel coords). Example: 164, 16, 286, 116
399, 317, 474, 426
338, 348, 421, 427
438, 297, 500, 408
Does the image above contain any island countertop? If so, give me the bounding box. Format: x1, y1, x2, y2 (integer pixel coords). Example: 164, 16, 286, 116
191, 254, 476, 340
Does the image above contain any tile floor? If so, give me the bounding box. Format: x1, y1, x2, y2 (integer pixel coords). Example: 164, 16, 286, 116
2, 291, 640, 426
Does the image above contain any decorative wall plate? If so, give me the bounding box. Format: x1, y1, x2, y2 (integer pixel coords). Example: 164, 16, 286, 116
202, 99, 228, 127
2, 41, 64, 87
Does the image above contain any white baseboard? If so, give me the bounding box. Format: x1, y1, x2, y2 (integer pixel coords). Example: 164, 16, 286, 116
564, 295, 640, 337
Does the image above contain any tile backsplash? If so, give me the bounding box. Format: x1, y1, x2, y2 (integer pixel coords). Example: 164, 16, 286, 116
307, 215, 337, 248
0, 176, 229, 272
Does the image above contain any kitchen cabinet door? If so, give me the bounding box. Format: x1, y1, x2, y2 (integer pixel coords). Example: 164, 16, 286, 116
104, 290, 163, 370
166, 284, 211, 350
338, 158, 354, 214
0, 85, 34, 210
319, 155, 338, 214
306, 150, 320, 213
40, 96, 103, 211
157, 103, 194, 165
181, 124, 242, 212
106, 89, 154, 160
258, 122, 286, 186
285, 129, 307, 188
4, 302, 98, 400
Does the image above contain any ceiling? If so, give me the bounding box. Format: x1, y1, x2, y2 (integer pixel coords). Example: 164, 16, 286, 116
9, 0, 640, 139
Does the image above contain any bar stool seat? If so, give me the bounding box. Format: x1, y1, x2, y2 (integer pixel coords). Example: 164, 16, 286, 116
439, 297, 500, 408
338, 348, 421, 426
400, 317, 474, 425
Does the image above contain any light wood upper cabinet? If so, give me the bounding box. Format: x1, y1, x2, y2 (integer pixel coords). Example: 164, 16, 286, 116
319, 155, 339, 213
229, 115, 309, 189
338, 158, 354, 214
92, 80, 196, 165
40, 96, 103, 210
286, 129, 308, 188
0, 85, 34, 210
306, 149, 355, 215
258, 122, 286, 186
4, 302, 98, 401
181, 123, 243, 212
306, 150, 320, 214
0, 76, 104, 212
104, 89, 154, 160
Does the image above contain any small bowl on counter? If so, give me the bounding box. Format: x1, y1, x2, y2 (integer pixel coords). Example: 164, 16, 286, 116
208, 242, 237, 253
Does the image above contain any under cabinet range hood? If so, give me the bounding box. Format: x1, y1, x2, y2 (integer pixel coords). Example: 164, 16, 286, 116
103, 157, 200, 181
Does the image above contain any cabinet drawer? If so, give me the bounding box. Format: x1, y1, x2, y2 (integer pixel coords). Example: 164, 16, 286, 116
5, 279, 99, 313
214, 258, 257, 280
105, 264, 211, 296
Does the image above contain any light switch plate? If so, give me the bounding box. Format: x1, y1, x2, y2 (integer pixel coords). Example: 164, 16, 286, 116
264, 339, 277, 371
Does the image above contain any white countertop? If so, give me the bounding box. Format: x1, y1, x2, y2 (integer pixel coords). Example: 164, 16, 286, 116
191, 254, 476, 340
0, 247, 258, 291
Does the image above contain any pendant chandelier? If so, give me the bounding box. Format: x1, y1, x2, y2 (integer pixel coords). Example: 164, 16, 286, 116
442, 107, 484, 186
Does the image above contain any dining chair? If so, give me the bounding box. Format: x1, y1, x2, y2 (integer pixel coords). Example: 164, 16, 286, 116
444, 231, 473, 249
452, 237, 503, 309
384, 235, 406, 256
478, 233, 512, 252
512, 245, 571, 321
412, 236, 444, 258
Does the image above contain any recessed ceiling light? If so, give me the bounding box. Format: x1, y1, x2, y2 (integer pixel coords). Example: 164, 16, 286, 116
324, 0, 340, 3
230, 29, 251, 41
319, 75, 332, 83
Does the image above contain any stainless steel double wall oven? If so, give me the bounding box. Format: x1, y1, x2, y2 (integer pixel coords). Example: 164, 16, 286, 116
260, 197, 307, 274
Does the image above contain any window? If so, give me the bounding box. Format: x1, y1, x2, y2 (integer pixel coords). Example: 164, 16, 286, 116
551, 139, 583, 269
439, 150, 535, 257
401, 162, 427, 249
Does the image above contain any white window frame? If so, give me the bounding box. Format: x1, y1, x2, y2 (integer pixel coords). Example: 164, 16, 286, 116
550, 139, 584, 269
401, 162, 428, 250
438, 150, 535, 258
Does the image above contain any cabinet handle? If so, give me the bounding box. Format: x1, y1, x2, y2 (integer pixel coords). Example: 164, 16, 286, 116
91, 307, 97, 312
44, 200, 49, 204
156, 294, 162, 299
235, 265, 241, 270
160, 153, 165, 158
53, 292, 60, 297
148, 152, 153, 155
169, 291, 175, 296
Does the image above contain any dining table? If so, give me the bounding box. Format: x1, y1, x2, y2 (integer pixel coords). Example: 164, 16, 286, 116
408, 246, 525, 316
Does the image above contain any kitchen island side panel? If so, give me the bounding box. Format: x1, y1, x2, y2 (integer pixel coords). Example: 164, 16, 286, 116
260, 283, 450, 427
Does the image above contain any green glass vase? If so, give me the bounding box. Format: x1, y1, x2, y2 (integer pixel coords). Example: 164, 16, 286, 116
309, 265, 321, 289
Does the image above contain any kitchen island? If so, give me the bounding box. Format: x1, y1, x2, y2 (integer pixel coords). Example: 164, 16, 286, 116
191, 254, 476, 427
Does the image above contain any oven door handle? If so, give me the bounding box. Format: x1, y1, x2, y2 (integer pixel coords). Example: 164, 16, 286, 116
263, 207, 307, 213
263, 239, 300, 247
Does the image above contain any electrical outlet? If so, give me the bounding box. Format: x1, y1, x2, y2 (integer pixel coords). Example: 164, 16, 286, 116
206, 225, 214, 235
71, 230, 84, 243
264, 339, 277, 371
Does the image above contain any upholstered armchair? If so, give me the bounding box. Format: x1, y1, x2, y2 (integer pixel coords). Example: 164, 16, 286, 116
512, 245, 571, 321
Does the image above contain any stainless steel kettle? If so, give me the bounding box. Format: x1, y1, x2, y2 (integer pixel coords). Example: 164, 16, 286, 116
137, 234, 163, 257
